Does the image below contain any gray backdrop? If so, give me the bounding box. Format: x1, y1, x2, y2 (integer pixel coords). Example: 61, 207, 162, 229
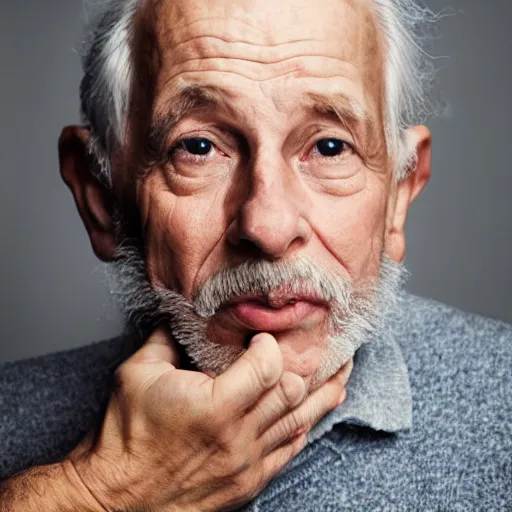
1, 0, 511, 363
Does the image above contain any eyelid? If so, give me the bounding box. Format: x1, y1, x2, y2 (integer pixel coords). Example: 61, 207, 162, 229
168, 123, 239, 153
168, 133, 233, 162
301, 135, 357, 162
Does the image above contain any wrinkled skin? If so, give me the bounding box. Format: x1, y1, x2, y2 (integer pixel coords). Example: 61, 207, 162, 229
62, 0, 431, 388
55, 0, 432, 509
137, 0, 391, 387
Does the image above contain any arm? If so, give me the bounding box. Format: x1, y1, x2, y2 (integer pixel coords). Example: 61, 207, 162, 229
0, 461, 104, 512
1, 330, 351, 512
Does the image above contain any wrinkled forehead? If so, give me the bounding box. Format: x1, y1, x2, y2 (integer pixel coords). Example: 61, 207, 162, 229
135, 0, 383, 76
128, 0, 386, 139
151, 0, 377, 50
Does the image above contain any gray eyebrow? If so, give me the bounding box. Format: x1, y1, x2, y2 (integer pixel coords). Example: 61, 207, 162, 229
142, 84, 228, 165
305, 92, 369, 126
140, 85, 371, 169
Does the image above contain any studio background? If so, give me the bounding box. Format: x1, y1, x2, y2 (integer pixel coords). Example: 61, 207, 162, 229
1, 0, 511, 364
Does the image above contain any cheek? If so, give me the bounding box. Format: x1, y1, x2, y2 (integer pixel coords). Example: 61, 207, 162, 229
310, 179, 388, 279
138, 173, 231, 296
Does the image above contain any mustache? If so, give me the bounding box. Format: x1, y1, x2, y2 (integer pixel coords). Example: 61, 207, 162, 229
106, 241, 405, 344
193, 257, 358, 322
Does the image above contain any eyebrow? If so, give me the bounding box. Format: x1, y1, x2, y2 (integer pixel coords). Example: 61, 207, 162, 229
304, 92, 370, 134
142, 85, 371, 165
143, 84, 227, 165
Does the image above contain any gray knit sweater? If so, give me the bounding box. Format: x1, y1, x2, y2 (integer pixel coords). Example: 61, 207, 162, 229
1, 293, 511, 511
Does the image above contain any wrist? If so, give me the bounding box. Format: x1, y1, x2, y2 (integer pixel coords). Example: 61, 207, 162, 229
60, 459, 107, 512
0, 462, 104, 512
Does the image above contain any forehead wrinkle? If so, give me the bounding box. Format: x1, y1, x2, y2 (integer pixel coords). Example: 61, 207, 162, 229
155, 5, 319, 47
173, 33, 321, 51
167, 15, 271, 42
152, 0, 378, 51
143, 0, 385, 113
168, 36, 347, 69
169, 52, 358, 72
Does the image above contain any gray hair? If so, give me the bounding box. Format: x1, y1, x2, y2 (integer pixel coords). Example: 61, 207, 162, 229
79, 0, 439, 186
106, 240, 407, 386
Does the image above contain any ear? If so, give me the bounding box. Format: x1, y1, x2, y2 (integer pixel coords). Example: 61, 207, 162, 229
385, 125, 432, 263
59, 125, 119, 262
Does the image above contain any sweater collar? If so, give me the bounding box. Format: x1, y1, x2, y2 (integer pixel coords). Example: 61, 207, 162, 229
307, 326, 412, 443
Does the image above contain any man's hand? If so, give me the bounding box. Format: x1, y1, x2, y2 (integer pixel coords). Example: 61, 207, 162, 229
63, 329, 352, 512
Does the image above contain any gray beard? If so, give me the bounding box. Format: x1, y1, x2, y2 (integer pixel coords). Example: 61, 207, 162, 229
105, 243, 407, 390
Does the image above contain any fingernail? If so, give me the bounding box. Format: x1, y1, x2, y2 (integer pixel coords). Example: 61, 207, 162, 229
337, 389, 347, 406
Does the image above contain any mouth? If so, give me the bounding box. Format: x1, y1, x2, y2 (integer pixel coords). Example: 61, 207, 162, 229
220, 289, 328, 332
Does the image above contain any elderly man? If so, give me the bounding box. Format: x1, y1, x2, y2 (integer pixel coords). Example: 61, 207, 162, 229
1, 0, 511, 510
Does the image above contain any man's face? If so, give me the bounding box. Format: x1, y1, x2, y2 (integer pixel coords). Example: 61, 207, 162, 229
133, 0, 391, 380
60, 0, 431, 391
124, 0, 392, 385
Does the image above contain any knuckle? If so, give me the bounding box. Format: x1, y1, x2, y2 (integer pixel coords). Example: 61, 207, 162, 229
290, 412, 303, 433
216, 428, 260, 476
113, 363, 133, 392
282, 410, 303, 435
216, 423, 239, 449
218, 443, 254, 478
210, 422, 249, 462
248, 356, 281, 390
278, 372, 306, 408
232, 472, 260, 501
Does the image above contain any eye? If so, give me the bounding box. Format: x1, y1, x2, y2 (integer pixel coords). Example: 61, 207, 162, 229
177, 137, 213, 156
314, 138, 350, 157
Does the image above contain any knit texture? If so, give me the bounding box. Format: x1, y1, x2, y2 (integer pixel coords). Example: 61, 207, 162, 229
245, 294, 512, 511
0, 336, 127, 478
1, 293, 511, 510
307, 308, 413, 443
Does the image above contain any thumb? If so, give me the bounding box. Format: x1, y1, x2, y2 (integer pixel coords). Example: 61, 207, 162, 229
127, 326, 181, 367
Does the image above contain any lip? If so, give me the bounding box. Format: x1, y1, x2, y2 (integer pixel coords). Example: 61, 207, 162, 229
224, 298, 327, 332
226, 288, 327, 309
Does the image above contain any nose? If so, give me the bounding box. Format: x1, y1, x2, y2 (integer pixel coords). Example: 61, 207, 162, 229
227, 154, 312, 259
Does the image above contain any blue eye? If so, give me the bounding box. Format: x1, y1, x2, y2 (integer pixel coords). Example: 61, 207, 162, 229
180, 137, 213, 156
315, 138, 348, 157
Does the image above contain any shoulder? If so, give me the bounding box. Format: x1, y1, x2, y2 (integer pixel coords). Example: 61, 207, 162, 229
394, 292, 512, 413
393, 294, 511, 505
0, 335, 127, 479
395, 292, 512, 371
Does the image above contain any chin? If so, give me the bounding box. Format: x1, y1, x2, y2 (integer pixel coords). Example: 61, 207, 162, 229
273, 330, 329, 390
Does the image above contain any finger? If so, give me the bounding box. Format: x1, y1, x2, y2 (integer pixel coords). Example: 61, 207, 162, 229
213, 333, 283, 416
260, 432, 308, 481
259, 367, 348, 455
127, 326, 180, 367
247, 371, 307, 438
334, 357, 354, 389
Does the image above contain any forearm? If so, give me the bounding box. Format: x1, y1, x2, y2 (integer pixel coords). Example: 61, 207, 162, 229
0, 461, 104, 512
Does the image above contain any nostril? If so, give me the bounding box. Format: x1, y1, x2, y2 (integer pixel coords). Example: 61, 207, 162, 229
229, 235, 269, 260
